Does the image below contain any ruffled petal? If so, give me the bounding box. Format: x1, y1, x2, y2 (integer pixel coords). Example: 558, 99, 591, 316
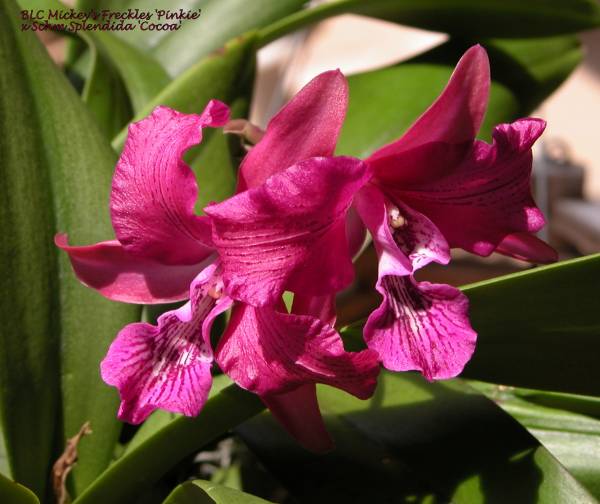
216, 303, 380, 399
206, 156, 370, 306
364, 275, 477, 381
355, 185, 450, 276
111, 100, 229, 265
55, 234, 211, 304
496, 232, 557, 264
368, 45, 490, 185
100, 264, 227, 423
262, 384, 334, 453
388, 119, 546, 256
237, 70, 348, 190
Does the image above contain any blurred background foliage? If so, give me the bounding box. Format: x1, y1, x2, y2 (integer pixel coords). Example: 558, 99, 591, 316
1, 0, 600, 502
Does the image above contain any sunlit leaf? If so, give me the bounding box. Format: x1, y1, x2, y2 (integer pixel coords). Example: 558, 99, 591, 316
472, 382, 600, 499
163, 480, 273, 504
238, 373, 596, 503
0, 474, 40, 504
462, 254, 600, 396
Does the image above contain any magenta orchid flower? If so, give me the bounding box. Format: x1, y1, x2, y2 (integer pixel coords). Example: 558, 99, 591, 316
57, 43, 555, 455
57, 98, 379, 452
355, 45, 556, 380
214, 45, 554, 385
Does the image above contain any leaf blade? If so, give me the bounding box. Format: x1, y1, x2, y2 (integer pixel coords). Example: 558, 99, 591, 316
73, 385, 264, 504
0, 0, 140, 496
163, 480, 273, 504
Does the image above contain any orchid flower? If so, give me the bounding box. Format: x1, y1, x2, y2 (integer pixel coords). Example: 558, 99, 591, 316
215, 45, 554, 385
355, 45, 556, 380
57, 99, 379, 452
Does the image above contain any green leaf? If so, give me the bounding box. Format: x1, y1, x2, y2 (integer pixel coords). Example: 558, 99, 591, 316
258, 0, 600, 46
17, 0, 171, 113
341, 255, 600, 399
0, 428, 9, 478
0, 0, 139, 498
472, 382, 600, 499
238, 373, 597, 503
123, 374, 234, 456
0, 473, 40, 504
73, 385, 264, 504
84, 31, 171, 114
111, 32, 256, 150
462, 254, 600, 396
80, 35, 132, 138
511, 389, 600, 420
104, 0, 305, 77
485, 36, 583, 112
163, 480, 273, 504
336, 36, 580, 157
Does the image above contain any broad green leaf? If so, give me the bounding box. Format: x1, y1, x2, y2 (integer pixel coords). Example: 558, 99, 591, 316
73, 385, 264, 504
342, 255, 600, 399
81, 35, 132, 138
18, 0, 171, 113
112, 32, 256, 151
238, 373, 596, 503
511, 389, 600, 420
123, 374, 234, 456
85, 31, 171, 113
336, 36, 581, 157
485, 36, 583, 112
163, 480, 273, 504
462, 254, 600, 397
258, 0, 600, 46
103, 0, 305, 77
0, 474, 40, 504
0, 0, 139, 498
472, 382, 600, 499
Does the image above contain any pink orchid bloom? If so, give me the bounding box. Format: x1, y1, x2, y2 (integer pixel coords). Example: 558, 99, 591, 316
209, 45, 554, 386
57, 99, 379, 452
355, 45, 556, 381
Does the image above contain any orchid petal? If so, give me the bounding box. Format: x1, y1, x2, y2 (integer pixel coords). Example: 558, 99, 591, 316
111, 100, 229, 265
267, 294, 338, 453
55, 234, 211, 304
206, 156, 370, 306
355, 185, 450, 277
100, 264, 226, 423
368, 45, 490, 185
237, 70, 348, 190
262, 384, 334, 453
496, 232, 558, 264
364, 275, 477, 381
388, 119, 546, 256
217, 303, 380, 399
292, 293, 337, 327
